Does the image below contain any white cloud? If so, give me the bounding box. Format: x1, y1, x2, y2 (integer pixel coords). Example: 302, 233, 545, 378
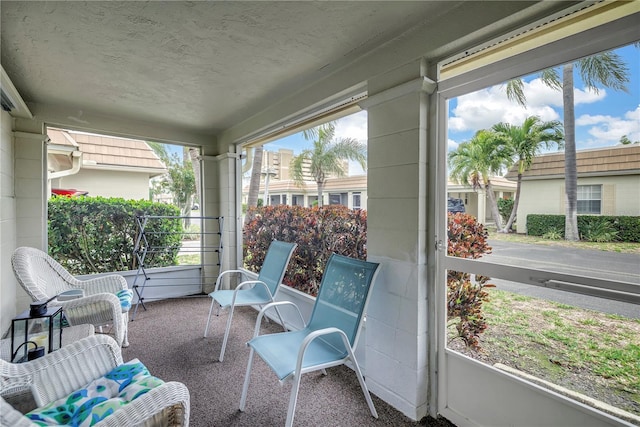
576, 105, 640, 144
449, 78, 606, 136
625, 105, 640, 122
449, 80, 560, 133
448, 139, 459, 151
335, 110, 367, 142
575, 87, 607, 105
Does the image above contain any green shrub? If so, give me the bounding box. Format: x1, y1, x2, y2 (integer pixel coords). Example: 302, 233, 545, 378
48, 197, 183, 274
447, 213, 494, 349
244, 206, 493, 349
580, 218, 619, 242
616, 216, 640, 242
497, 198, 514, 226
526, 214, 565, 236
527, 214, 640, 243
243, 205, 367, 296
542, 228, 563, 240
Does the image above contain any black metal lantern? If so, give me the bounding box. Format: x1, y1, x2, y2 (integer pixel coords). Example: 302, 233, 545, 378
10, 305, 63, 363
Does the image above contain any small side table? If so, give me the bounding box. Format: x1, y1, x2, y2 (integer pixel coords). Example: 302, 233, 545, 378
1, 323, 95, 412
1, 324, 95, 362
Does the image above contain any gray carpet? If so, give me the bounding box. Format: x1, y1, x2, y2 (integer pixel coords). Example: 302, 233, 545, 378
122, 297, 455, 427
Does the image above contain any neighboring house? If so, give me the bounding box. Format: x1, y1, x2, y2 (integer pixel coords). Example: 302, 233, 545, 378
246, 149, 515, 220
505, 144, 640, 234
245, 174, 368, 209
447, 175, 516, 225
244, 148, 361, 208
47, 128, 166, 200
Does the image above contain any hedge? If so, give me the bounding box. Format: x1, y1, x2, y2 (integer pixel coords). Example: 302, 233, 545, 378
526, 214, 640, 242
243, 205, 367, 296
447, 213, 494, 349
48, 197, 183, 274
244, 206, 493, 349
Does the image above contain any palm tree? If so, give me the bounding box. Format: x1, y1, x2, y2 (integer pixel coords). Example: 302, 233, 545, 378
448, 129, 510, 230
246, 146, 264, 209
290, 122, 366, 207
492, 116, 564, 233
506, 51, 629, 240
619, 135, 639, 145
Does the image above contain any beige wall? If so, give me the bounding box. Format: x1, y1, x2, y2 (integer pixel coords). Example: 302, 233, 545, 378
13, 123, 49, 314
516, 175, 640, 234
0, 110, 17, 333
1, 113, 48, 331
54, 168, 151, 200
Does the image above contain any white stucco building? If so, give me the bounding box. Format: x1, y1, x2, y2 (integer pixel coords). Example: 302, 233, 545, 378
47, 128, 166, 200
506, 144, 640, 234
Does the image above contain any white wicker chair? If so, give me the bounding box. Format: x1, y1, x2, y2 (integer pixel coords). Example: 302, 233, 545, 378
0, 335, 190, 427
11, 247, 130, 347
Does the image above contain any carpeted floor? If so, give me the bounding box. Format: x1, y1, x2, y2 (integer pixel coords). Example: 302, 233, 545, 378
122, 297, 455, 427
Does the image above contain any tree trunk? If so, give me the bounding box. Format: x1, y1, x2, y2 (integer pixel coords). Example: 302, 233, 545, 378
188, 148, 201, 206
502, 173, 522, 233
317, 181, 325, 207
247, 146, 263, 208
563, 63, 580, 241
485, 180, 504, 231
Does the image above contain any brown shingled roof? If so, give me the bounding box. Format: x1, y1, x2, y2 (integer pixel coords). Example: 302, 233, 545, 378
505, 144, 640, 180
48, 128, 166, 171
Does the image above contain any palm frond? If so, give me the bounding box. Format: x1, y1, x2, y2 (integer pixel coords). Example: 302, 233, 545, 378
578, 51, 629, 93
505, 79, 526, 106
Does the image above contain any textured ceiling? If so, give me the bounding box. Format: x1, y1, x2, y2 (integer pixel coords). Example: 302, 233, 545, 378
2, 1, 567, 139
2, 1, 461, 135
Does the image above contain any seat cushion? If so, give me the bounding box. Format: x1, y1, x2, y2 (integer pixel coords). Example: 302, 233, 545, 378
26, 359, 163, 426
116, 289, 133, 312
248, 328, 348, 380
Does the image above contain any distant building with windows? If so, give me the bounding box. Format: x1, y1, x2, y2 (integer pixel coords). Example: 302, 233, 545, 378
245, 149, 518, 223
505, 144, 640, 234
244, 148, 359, 208
247, 174, 367, 209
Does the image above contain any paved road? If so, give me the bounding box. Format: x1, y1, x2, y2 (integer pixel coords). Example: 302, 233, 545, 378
480, 240, 640, 319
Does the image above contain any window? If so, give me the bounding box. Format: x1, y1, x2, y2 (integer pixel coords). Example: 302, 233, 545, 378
292, 195, 304, 206
269, 195, 281, 205
577, 185, 601, 214
329, 192, 348, 206
352, 192, 361, 209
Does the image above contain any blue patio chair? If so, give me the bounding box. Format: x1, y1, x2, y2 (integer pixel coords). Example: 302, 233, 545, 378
239, 253, 381, 427
204, 240, 297, 362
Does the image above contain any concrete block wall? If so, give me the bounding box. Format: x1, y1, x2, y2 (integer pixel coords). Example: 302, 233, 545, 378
363, 61, 432, 420
13, 127, 48, 313
0, 111, 17, 334
201, 152, 237, 294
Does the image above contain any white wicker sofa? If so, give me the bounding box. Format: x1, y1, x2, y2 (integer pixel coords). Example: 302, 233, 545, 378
0, 335, 190, 427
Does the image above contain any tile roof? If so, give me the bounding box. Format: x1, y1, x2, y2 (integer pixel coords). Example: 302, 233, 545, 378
505, 144, 640, 180
48, 128, 166, 171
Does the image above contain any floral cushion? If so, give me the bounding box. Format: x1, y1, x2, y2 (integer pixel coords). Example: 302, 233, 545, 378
26, 359, 163, 426
116, 289, 133, 312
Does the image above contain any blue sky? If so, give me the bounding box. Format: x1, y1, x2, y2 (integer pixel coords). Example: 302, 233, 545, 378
448, 44, 639, 152
263, 43, 638, 171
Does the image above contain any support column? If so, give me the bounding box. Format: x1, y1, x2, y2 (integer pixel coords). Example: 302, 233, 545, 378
13, 118, 47, 311
361, 60, 435, 420
201, 151, 240, 293
477, 188, 487, 225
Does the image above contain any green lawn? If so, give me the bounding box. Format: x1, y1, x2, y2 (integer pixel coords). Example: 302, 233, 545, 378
449, 289, 640, 417
487, 230, 640, 254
